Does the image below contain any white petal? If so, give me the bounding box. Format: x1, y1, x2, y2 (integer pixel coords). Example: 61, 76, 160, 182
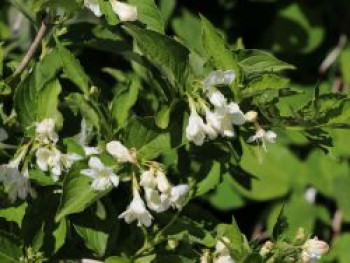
81, 169, 99, 179
110, 0, 138, 22
264, 130, 277, 143
207, 87, 227, 108
106, 141, 131, 163
109, 175, 120, 187
84, 146, 101, 156
156, 170, 171, 193
88, 157, 104, 170
92, 178, 110, 191
84, 0, 102, 17
223, 70, 236, 85
140, 169, 157, 189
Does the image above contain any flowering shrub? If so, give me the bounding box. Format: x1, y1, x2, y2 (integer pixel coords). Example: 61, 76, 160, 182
0, 0, 349, 262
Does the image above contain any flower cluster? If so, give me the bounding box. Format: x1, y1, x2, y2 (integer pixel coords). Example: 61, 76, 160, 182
84, 0, 138, 22
186, 70, 277, 150
301, 237, 329, 263
79, 140, 190, 227
34, 119, 82, 181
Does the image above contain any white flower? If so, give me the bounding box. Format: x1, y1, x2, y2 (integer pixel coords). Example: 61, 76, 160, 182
0, 128, 8, 142
84, 0, 102, 17
226, 102, 245, 126
0, 163, 36, 203
169, 184, 189, 209
301, 237, 329, 262
119, 190, 153, 227
110, 0, 138, 22
140, 168, 157, 189
204, 110, 221, 139
106, 141, 135, 163
36, 147, 62, 181
247, 129, 277, 151
214, 108, 235, 138
144, 188, 170, 213
186, 108, 207, 146
214, 237, 235, 263
203, 70, 236, 90
83, 146, 101, 156
61, 153, 83, 170
35, 118, 58, 144
244, 111, 258, 123
81, 157, 119, 191
156, 169, 172, 193
206, 87, 227, 108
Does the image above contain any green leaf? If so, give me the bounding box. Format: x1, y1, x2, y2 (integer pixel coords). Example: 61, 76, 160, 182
15, 78, 62, 130
128, 0, 164, 33
0, 203, 27, 227
57, 42, 90, 94
272, 205, 288, 241
74, 223, 108, 257
0, 232, 21, 263
334, 176, 350, 222
99, 0, 119, 25
55, 168, 110, 222
52, 218, 67, 253
200, 15, 240, 83
196, 161, 221, 196
236, 49, 295, 73
111, 77, 140, 128
159, 0, 175, 25
124, 25, 190, 90
0, 45, 3, 77
155, 99, 179, 129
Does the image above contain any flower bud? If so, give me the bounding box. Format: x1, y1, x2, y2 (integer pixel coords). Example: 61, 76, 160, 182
244, 111, 258, 123
302, 237, 329, 262
259, 241, 274, 257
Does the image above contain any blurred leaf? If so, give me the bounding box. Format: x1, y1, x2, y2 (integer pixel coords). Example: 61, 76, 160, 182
0, 232, 21, 263
196, 161, 221, 197
0, 203, 27, 227
340, 47, 350, 88
159, 0, 176, 25
99, 0, 119, 25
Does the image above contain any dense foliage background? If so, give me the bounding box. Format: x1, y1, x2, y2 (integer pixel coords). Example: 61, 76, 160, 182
1, 0, 350, 262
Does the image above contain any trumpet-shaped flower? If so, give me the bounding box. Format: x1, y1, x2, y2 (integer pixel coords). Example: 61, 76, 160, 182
301, 237, 329, 262
119, 190, 153, 227
247, 129, 277, 151
206, 87, 227, 108
186, 108, 207, 146
35, 118, 58, 144
81, 157, 119, 191
144, 188, 170, 213
36, 147, 62, 181
226, 102, 246, 126
169, 184, 189, 209
156, 169, 172, 193
106, 141, 135, 163
140, 168, 157, 189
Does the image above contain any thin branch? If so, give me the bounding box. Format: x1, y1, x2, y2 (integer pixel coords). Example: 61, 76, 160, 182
13, 15, 49, 76
318, 34, 347, 75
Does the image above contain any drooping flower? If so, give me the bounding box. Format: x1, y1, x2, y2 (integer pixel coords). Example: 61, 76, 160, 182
144, 188, 170, 213
169, 184, 189, 209
140, 168, 157, 189
213, 108, 236, 138
110, 0, 138, 21
247, 128, 277, 151
119, 190, 153, 227
81, 157, 119, 191
301, 237, 329, 262
35, 118, 58, 144
214, 237, 235, 263
226, 102, 246, 126
186, 107, 207, 146
156, 169, 172, 193
106, 141, 135, 163
206, 87, 227, 108
0, 163, 36, 203
36, 147, 62, 181
84, 0, 102, 17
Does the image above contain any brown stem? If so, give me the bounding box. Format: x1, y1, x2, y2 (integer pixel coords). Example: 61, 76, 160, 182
331, 210, 343, 243
13, 15, 49, 76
